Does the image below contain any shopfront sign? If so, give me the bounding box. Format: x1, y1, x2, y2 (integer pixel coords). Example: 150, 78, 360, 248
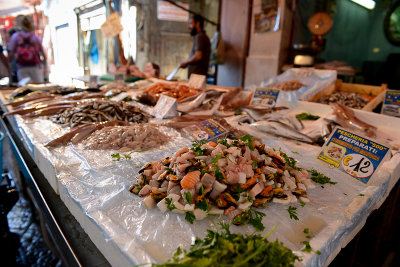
157, 1, 189, 22
317, 127, 390, 184
250, 88, 280, 107
381, 90, 400, 117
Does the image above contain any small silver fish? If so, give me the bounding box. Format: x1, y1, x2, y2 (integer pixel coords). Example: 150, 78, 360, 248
250, 120, 315, 144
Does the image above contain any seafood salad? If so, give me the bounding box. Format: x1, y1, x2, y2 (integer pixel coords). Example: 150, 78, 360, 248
129, 135, 315, 224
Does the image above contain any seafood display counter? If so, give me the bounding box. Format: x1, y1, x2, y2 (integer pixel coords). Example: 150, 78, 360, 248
1, 86, 400, 266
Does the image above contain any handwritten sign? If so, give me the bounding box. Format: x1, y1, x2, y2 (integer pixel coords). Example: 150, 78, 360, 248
152, 94, 178, 119
317, 127, 390, 184
381, 90, 400, 117
250, 88, 280, 107
101, 12, 123, 39
188, 74, 206, 89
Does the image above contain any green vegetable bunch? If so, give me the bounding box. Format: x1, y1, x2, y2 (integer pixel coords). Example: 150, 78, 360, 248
154, 223, 301, 267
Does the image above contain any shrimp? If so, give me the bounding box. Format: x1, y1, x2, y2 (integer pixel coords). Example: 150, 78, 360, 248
180, 171, 200, 189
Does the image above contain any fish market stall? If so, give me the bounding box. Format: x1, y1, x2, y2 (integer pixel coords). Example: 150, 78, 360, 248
1, 83, 400, 267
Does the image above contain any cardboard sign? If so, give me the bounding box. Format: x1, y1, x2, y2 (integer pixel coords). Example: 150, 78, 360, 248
250, 88, 280, 107
101, 12, 123, 39
381, 90, 400, 117
183, 119, 228, 142
152, 94, 178, 119
89, 75, 98, 88
188, 74, 206, 89
317, 127, 390, 184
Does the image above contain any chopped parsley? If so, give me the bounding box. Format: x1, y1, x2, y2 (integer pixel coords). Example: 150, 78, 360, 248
359, 193, 365, 197
291, 151, 299, 154
301, 240, 312, 253
300, 200, 306, 207
218, 139, 231, 148
303, 228, 310, 234
296, 112, 320, 121
199, 185, 205, 195
239, 134, 255, 150
191, 139, 208, 156
184, 192, 192, 204
212, 154, 222, 164
251, 160, 258, 168
155, 222, 301, 266
308, 169, 337, 185
287, 206, 299, 220
165, 198, 176, 211
200, 169, 211, 176
111, 153, 122, 161
196, 199, 209, 211
185, 212, 195, 224
282, 153, 302, 170
233, 209, 266, 231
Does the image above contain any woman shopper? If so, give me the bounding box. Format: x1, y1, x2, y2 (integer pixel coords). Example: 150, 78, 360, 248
8, 15, 46, 83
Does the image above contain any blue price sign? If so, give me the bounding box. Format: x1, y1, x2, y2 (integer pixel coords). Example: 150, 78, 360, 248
317, 127, 390, 184
192, 119, 228, 142
382, 90, 400, 117
251, 88, 280, 107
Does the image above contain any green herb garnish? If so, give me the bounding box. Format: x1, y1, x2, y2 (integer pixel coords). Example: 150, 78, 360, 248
303, 228, 310, 234
212, 154, 222, 164
185, 212, 195, 224
111, 153, 122, 161
239, 134, 255, 150
296, 112, 320, 121
165, 198, 176, 211
252, 160, 258, 168
154, 223, 301, 266
199, 185, 205, 195
282, 153, 302, 170
308, 169, 337, 185
191, 139, 208, 156
300, 200, 306, 207
196, 199, 209, 211
301, 240, 312, 253
359, 193, 365, 196
291, 151, 299, 154
218, 139, 231, 148
200, 169, 211, 176
184, 192, 192, 204
288, 206, 299, 220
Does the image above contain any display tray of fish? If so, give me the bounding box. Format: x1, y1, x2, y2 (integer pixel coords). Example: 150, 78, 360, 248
50, 99, 151, 128
142, 82, 202, 103
46, 121, 171, 152
129, 135, 316, 224
315, 91, 369, 109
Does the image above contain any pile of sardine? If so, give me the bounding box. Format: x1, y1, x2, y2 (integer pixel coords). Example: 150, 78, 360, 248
50, 100, 150, 128
129, 136, 315, 222
317, 92, 368, 109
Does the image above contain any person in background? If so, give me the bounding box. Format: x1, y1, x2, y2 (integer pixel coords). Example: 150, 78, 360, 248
8, 15, 47, 83
143, 62, 160, 78
0, 44, 11, 81
180, 14, 211, 77
7, 28, 18, 84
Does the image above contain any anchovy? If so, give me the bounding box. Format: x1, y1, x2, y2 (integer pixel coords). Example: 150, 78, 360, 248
250, 120, 315, 144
